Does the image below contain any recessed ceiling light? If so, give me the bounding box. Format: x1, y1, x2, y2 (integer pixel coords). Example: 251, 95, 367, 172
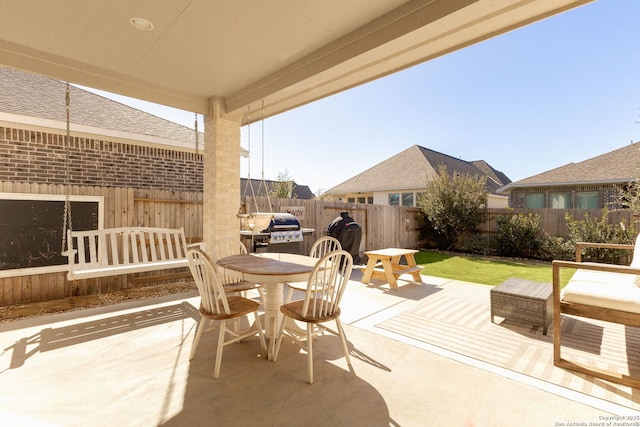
130, 17, 154, 31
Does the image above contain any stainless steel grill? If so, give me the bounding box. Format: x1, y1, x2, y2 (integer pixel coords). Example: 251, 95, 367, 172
265, 213, 303, 244
240, 212, 305, 253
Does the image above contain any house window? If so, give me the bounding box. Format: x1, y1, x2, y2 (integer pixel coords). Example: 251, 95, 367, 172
367, 196, 373, 204
550, 192, 570, 209
525, 193, 544, 208
402, 193, 414, 207
388, 193, 399, 206
357, 197, 366, 203
576, 191, 599, 209
347, 197, 355, 203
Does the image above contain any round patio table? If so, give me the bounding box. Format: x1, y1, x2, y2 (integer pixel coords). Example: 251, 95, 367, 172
216, 252, 318, 359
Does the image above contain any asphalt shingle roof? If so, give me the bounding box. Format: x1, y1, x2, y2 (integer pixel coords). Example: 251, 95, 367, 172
1, 67, 318, 192
0, 66, 199, 145
500, 142, 640, 191
325, 145, 510, 195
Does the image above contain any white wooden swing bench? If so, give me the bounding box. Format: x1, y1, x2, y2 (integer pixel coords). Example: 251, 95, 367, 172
56, 83, 198, 283
66, 227, 190, 281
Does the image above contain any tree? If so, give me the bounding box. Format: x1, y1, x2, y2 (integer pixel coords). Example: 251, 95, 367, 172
417, 165, 488, 250
614, 144, 640, 211
616, 179, 640, 211
270, 169, 297, 199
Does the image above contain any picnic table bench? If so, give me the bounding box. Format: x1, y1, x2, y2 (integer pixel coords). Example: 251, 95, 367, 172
359, 248, 422, 289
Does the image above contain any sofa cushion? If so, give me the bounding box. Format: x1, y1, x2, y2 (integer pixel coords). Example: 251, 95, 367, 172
570, 269, 638, 286
562, 270, 640, 314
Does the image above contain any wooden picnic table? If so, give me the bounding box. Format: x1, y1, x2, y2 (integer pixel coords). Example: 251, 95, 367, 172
360, 248, 422, 289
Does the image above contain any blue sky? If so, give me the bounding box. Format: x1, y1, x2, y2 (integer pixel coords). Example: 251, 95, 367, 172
87, 0, 640, 195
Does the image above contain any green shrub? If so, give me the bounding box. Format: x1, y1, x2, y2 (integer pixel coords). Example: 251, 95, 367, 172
461, 233, 497, 256
565, 209, 634, 264
535, 235, 574, 261
496, 213, 542, 258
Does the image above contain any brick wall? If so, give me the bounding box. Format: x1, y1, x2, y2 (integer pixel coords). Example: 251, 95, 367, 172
508, 184, 623, 209
0, 126, 203, 192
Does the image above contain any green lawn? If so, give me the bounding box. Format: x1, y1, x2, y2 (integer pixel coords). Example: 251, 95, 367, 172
413, 251, 575, 287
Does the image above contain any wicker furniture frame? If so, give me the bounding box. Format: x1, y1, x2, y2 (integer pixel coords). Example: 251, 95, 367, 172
490, 278, 552, 335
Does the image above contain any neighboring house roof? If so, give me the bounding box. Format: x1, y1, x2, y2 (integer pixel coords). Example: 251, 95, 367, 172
0, 66, 200, 148
241, 178, 315, 200
499, 142, 640, 192
1, 67, 257, 155
470, 160, 511, 189
324, 145, 511, 196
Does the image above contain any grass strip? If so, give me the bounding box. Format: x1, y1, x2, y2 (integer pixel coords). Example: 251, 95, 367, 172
413, 251, 574, 287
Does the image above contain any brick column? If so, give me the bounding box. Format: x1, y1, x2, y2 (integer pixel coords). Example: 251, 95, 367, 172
202, 97, 241, 250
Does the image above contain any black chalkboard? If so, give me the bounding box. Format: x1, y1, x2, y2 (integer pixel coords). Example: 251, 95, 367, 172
0, 199, 99, 270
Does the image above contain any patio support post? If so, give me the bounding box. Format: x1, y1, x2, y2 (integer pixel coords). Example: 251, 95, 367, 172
202, 96, 242, 250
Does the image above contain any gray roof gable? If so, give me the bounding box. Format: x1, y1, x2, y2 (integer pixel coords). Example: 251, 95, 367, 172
325, 144, 510, 195
500, 142, 640, 192
325, 145, 431, 194
0, 66, 199, 145
470, 160, 511, 188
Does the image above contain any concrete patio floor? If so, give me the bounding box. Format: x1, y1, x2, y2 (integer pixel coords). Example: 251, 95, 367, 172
0, 270, 635, 426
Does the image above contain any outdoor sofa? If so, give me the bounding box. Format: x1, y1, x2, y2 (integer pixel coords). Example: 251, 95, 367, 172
552, 234, 640, 388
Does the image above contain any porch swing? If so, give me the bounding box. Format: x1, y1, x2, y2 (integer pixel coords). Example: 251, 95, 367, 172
239, 101, 274, 228
238, 101, 307, 253
63, 83, 195, 281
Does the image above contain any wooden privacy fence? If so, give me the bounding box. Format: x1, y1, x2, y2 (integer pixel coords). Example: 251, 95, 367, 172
478, 208, 635, 240
243, 201, 635, 252
1, 183, 636, 306
242, 196, 423, 256
244, 199, 636, 255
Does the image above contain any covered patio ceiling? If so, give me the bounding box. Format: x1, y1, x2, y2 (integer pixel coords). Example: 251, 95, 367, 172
0, 0, 592, 122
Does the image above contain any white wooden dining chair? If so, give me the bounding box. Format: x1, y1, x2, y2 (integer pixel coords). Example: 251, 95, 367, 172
187, 248, 267, 379
213, 237, 265, 304
285, 236, 342, 303
273, 249, 353, 384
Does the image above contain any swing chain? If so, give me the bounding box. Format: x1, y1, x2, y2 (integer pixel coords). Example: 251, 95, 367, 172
244, 100, 272, 213
61, 82, 73, 255
190, 113, 199, 244
245, 104, 260, 212
260, 99, 272, 212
